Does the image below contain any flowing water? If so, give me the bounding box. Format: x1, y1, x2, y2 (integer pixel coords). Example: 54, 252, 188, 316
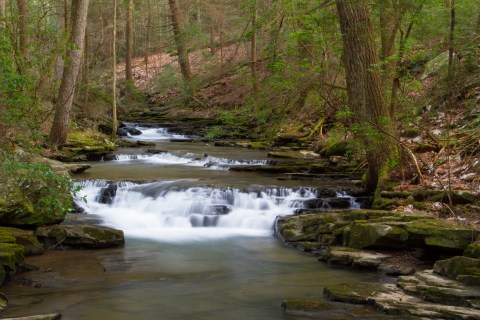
2, 124, 393, 319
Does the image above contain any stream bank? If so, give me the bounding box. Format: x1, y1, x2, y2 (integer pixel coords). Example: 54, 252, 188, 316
1, 122, 479, 319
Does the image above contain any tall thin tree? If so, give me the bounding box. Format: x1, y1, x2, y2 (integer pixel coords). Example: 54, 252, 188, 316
125, 0, 133, 84
112, 0, 118, 139
49, 0, 90, 147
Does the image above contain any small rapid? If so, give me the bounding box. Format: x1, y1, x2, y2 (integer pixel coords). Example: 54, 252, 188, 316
75, 180, 322, 242
105, 153, 270, 170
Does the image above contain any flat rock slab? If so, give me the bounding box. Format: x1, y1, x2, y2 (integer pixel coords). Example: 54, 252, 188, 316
320, 246, 391, 269
398, 270, 480, 308
3, 313, 62, 320
324, 278, 480, 319
35, 225, 124, 249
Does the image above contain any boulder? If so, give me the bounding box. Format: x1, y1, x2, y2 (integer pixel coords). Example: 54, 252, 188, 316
35, 224, 124, 249
0, 243, 25, 284
0, 227, 43, 256
346, 222, 410, 249
433, 256, 480, 286
464, 241, 480, 259
0, 175, 70, 228
124, 127, 142, 135
116, 128, 129, 137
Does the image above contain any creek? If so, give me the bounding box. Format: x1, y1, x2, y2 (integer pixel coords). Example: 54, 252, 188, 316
2, 124, 390, 319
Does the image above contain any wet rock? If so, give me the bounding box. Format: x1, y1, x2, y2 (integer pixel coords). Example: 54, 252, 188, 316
96, 183, 118, 205
124, 127, 142, 135
3, 314, 62, 320
117, 128, 128, 137
35, 225, 124, 249
326, 197, 352, 209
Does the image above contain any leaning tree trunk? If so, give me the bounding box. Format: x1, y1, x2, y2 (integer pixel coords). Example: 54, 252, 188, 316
49, 0, 90, 147
336, 0, 393, 192
168, 0, 193, 102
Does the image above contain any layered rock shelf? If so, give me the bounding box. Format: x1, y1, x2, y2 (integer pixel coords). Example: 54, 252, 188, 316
276, 209, 480, 319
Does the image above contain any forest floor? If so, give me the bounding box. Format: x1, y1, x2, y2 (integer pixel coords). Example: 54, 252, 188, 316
117, 46, 480, 224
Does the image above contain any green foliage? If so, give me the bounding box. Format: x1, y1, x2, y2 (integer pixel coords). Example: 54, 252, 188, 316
204, 107, 256, 140
0, 154, 75, 215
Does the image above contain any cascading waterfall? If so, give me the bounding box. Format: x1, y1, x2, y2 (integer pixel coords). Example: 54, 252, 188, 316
105, 153, 270, 170
74, 180, 321, 242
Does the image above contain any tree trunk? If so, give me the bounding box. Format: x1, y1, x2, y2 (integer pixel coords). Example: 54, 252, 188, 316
251, 0, 259, 92
49, 0, 90, 147
112, 0, 118, 139
17, 0, 28, 59
336, 0, 392, 192
125, 0, 133, 83
447, 0, 455, 91
168, 0, 193, 101
64, 0, 69, 30
144, 0, 151, 76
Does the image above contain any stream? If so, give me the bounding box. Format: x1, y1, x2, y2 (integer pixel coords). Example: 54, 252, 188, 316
2, 124, 394, 319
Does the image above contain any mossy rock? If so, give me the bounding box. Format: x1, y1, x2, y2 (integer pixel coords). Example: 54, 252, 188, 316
321, 141, 349, 157
0, 243, 25, 271
0, 179, 69, 228
434, 256, 480, 280
0, 227, 44, 256
464, 241, 480, 259
346, 222, 410, 249
60, 130, 115, 161
323, 283, 378, 305
406, 219, 480, 250
35, 224, 124, 248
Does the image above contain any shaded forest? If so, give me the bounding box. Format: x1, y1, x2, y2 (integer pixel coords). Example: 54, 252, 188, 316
0, 0, 479, 202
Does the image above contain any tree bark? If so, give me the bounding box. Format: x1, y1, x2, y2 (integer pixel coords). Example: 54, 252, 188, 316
49, 0, 90, 147
125, 0, 133, 83
336, 0, 392, 192
17, 0, 28, 59
251, 0, 259, 92
112, 0, 118, 139
144, 0, 151, 75
447, 0, 455, 91
168, 0, 193, 101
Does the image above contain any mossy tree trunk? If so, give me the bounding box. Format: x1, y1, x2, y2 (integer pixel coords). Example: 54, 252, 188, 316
336, 0, 395, 193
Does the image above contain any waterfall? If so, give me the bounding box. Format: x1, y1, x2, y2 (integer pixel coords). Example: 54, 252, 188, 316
74, 180, 321, 241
